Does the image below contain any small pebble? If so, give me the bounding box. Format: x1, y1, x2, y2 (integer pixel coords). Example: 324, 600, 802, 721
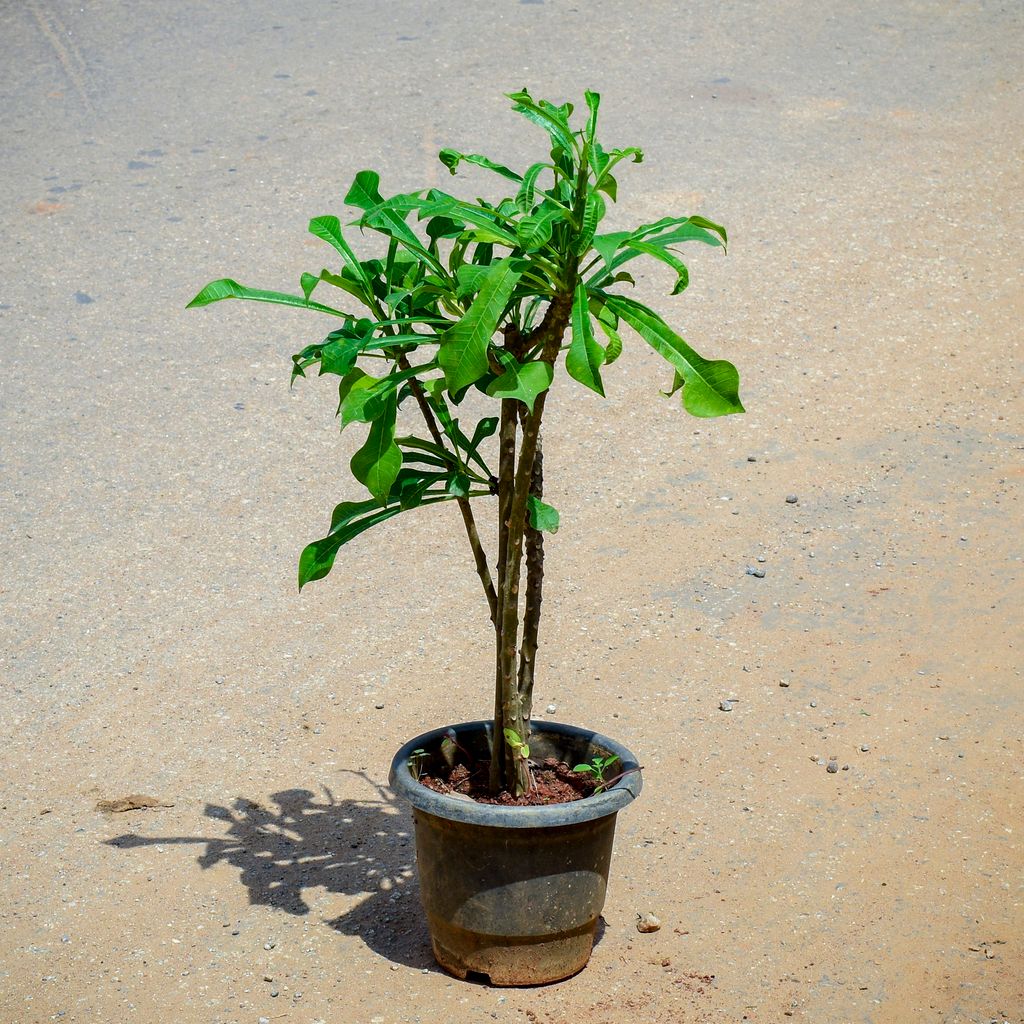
264, 941, 276, 950
842, 764, 850, 771
745, 566, 766, 578
259, 1018, 271, 1024
263, 975, 273, 983
719, 700, 734, 712
270, 988, 279, 998
374, 703, 385, 710
636, 912, 661, 933
826, 760, 839, 773
757, 556, 766, 563
785, 494, 799, 504
747, 455, 757, 462
809, 701, 817, 708
860, 745, 870, 752
545, 704, 557, 714
779, 679, 790, 688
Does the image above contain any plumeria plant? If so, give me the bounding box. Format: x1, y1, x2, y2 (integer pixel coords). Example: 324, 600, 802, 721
189, 89, 743, 797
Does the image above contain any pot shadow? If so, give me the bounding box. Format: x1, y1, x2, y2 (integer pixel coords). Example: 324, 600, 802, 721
105, 773, 436, 970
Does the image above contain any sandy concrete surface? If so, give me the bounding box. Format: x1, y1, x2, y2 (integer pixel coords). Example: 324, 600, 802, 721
1, 2, 1021, 1022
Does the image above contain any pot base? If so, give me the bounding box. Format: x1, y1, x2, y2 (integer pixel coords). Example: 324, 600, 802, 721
430, 919, 595, 986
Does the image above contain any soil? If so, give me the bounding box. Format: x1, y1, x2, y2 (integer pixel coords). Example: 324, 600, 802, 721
419, 758, 599, 805
2, 4, 1022, 1024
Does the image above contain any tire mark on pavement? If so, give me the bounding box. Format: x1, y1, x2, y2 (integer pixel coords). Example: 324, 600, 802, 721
26, 0, 96, 116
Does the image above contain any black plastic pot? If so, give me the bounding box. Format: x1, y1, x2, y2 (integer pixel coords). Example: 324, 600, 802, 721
389, 720, 642, 985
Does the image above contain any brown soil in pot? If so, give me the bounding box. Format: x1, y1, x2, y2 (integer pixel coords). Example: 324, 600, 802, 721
418, 757, 600, 805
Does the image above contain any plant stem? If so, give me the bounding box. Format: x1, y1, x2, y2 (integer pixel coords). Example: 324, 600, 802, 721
494, 289, 574, 795
516, 423, 544, 725
490, 393, 519, 792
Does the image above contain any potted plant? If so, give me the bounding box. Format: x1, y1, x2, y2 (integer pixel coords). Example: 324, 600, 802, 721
189, 89, 743, 984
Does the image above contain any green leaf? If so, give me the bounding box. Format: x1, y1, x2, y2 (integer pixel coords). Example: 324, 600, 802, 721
308, 216, 373, 291
336, 367, 369, 412
566, 284, 605, 396
344, 170, 386, 212
516, 208, 561, 251
584, 89, 600, 142
577, 192, 606, 255
391, 467, 440, 509
298, 501, 404, 589
293, 331, 363, 382
515, 162, 547, 213
639, 220, 724, 250
485, 356, 554, 414
592, 231, 631, 268
319, 332, 365, 376
425, 215, 464, 245
507, 89, 577, 155
685, 215, 728, 246
447, 473, 471, 498
595, 314, 624, 365
346, 174, 447, 276
626, 240, 690, 294
396, 434, 459, 470
342, 363, 436, 426
456, 263, 491, 299
186, 278, 349, 318
597, 171, 617, 202
438, 149, 522, 182
527, 495, 560, 533
416, 193, 519, 247
602, 295, 743, 417
350, 393, 402, 501
438, 257, 524, 392
469, 416, 499, 452
339, 373, 383, 427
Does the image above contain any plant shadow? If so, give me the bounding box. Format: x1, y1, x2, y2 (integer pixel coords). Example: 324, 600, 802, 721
106, 772, 435, 970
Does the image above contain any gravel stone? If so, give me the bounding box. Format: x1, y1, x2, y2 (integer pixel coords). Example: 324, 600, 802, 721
826, 760, 839, 773
785, 494, 799, 504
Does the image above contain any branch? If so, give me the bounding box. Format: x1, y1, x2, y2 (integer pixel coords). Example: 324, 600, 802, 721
397, 354, 498, 626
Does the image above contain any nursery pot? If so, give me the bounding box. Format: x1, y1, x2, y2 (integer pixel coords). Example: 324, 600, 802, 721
389, 720, 642, 986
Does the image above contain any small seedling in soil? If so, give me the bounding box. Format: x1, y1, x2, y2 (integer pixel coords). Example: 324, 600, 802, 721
572, 754, 621, 793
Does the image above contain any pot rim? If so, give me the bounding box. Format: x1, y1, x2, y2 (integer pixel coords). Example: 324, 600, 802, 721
389, 720, 642, 828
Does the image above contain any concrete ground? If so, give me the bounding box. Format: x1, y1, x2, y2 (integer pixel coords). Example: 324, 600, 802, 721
1, 2, 1021, 1022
